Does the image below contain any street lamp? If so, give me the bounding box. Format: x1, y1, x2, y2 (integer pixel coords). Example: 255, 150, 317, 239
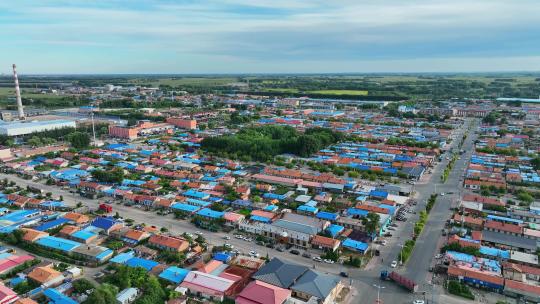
399, 243, 404, 265
373, 284, 385, 304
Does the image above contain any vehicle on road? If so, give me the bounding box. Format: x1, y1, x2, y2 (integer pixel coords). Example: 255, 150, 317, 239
249, 250, 259, 257
440, 192, 445, 196
391, 261, 398, 268
290, 249, 300, 255
195, 231, 203, 235
302, 252, 311, 258
224, 243, 233, 249
312, 256, 322, 262
340, 272, 349, 278
276, 247, 284, 252
381, 240, 387, 246
413, 300, 425, 304
384, 233, 392, 237
323, 259, 335, 264
380, 270, 419, 293
223, 236, 230, 240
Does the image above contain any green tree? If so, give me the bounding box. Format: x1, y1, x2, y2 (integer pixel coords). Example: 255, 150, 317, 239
84, 283, 118, 304
27, 136, 42, 147
73, 278, 95, 293
67, 131, 91, 149
362, 212, 380, 235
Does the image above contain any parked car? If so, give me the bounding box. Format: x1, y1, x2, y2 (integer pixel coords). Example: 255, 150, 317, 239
413, 300, 425, 304
223, 236, 230, 240
391, 260, 398, 268
323, 259, 335, 264
276, 247, 285, 252
302, 252, 311, 258
384, 233, 392, 237
290, 249, 300, 255
340, 272, 349, 278
312, 256, 322, 262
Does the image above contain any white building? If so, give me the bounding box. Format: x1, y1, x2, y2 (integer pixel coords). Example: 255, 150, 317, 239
116, 287, 139, 304
0, 120, 76, 136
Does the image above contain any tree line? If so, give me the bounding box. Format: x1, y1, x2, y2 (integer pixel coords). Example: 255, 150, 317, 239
201, 125, 344, 161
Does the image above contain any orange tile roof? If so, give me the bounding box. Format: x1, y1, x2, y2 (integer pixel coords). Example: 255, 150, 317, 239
484, 220, 522, 234
21, 228, 49, 242
452, 214, 484, 227
124, 229, 149, 242
504, 279, 540, 296
311, 235, 340, 248
28, 266, 61, 284
447, 265, 504, 286
63, 212, 89, 224
59, 225, 80, 235
15, 299, 39, 304
199, 260, 223, 273
148, 235, 189, 252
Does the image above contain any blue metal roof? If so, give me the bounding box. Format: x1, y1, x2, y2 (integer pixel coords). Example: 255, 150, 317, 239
36, 236, 81, 252
297, 205, 318, 213
342, 238, 368, 252
159, 266, 190, 284
110, 251, 135, 264
213, 252, 232, 263
316, 211, 338, 221
250, 215, 272, 223
125, 257, 159, 271
71, 230, 97, 241
171, 203, 200, 213
347, 208, 368, 217
91, 217, 119, 230
196, 208, 224, 219
35, 218, 70, 231
44, 288, 78, 304
327, 224, 344, 238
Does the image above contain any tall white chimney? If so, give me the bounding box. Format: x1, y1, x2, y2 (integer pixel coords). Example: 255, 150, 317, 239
12, 64, 25, 120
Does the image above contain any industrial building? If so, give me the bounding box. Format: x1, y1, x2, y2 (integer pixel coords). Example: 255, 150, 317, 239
0, 120, 76, 136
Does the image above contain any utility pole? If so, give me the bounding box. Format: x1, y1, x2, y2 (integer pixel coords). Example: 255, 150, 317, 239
399, 243, 404, 265
91, 111, 97, 146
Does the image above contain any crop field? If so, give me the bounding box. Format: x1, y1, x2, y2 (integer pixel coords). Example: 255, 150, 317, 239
128, 77, 238, 87
308, 90, 368, 96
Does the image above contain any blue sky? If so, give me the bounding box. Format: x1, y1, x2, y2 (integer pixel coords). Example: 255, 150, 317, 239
1, 0, 540, 74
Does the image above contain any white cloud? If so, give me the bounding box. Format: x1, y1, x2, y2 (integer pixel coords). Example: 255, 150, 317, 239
1, 0, 540, 73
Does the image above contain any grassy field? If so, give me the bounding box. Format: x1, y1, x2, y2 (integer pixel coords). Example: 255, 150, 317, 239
128, 77, 238, 87
260, 88, 300, 93
308, 89, 368, 95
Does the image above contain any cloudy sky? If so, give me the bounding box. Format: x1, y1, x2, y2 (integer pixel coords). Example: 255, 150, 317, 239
1, 0, 540, 74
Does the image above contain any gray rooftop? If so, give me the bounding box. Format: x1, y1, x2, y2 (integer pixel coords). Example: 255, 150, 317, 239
291, 270, 341, 300
252, 258, 308, 288
482, 230, 537, 251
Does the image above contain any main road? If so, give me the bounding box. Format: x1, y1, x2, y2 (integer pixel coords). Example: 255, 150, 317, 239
351, 118, 479, 304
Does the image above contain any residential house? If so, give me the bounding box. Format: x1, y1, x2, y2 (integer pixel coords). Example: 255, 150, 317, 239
148, 235, 189, 252
27, 266, 64, 288
290, 270, 343, 304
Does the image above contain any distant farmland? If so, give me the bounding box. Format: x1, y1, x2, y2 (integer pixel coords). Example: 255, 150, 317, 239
308, 90, 368, 96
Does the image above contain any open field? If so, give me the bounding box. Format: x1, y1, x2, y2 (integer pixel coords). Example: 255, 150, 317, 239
127, 77, 238, 87
308, 89, 368, 95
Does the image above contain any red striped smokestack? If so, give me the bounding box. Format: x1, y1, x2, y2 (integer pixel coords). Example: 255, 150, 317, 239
12, 64, 25, 120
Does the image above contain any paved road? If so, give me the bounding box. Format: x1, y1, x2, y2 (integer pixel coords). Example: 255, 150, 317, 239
0, 174, 343, 275
351, 118, 479, 304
